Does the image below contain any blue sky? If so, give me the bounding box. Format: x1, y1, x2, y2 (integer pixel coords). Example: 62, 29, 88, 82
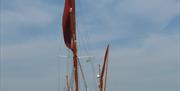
0, 0, 180, 91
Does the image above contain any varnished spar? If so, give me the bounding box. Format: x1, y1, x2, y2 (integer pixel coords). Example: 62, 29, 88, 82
100, 45, 110, 91
62, 0, 110, 91
62, 0, 78, 91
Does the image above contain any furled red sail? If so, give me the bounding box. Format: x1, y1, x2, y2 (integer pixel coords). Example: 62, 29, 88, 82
100, 45, 109, 91
101, 45, 109, 79
62, 0, 76, 50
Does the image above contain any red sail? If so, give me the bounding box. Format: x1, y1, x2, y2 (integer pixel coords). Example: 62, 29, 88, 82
101, 45, 109, 78
100, 45, 109, 91
62, 0, 76, 50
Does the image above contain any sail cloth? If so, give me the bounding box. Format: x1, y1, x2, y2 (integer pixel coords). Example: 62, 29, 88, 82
100, 45, 109, 91
62, 0, 76, 50
101, 45, 109, 78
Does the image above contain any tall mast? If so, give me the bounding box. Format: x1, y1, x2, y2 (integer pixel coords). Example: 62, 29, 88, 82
62, 0, 78, 91
99, 45, 109, 91
72, 38, 78, 91
71, 0, 78, 91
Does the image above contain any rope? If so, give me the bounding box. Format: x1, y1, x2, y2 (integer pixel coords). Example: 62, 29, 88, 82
90, 59, 99, 91
69, 67, 74, 91
78, 59, 88, 91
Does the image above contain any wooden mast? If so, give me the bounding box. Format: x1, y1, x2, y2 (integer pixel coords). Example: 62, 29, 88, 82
103, 57, 109, 91
72, 39, 78, 91
70, 0, 78, 90
62, 0, 78, 90
63, 0, 110, 91
100, 45, 109, 91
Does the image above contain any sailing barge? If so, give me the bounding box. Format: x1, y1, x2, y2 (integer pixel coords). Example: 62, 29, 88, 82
61, 0, 110, 91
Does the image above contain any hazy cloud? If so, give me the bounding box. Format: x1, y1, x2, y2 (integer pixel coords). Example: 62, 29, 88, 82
1, 0, 179, 91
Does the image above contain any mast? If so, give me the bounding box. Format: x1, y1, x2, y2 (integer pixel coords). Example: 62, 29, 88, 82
62, 0, 110, 91
73, 39, 79, 91
62, 0, 78, 91
99, 45, 109, 91
71, 0, 78, 90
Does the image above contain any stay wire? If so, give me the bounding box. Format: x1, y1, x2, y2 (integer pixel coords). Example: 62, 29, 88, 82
78, 59, 88, 91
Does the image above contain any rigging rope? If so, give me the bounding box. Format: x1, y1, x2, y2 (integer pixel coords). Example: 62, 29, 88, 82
78, 59, 89, 91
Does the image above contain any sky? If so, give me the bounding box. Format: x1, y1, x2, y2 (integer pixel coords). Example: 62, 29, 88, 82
0, 0, 180, 91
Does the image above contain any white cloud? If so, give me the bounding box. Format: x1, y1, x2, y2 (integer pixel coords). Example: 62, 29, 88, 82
106, 33, 179, 90
75, 0, 179, 47
0, 0, 61, 28
74, 31, 179, 90
2, 32, 179, 91
1, 9, 52, 27
0, 0, 63, 45
118, 0, 179, 22
1, 37, 60, 61
1, 0, 179, 91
